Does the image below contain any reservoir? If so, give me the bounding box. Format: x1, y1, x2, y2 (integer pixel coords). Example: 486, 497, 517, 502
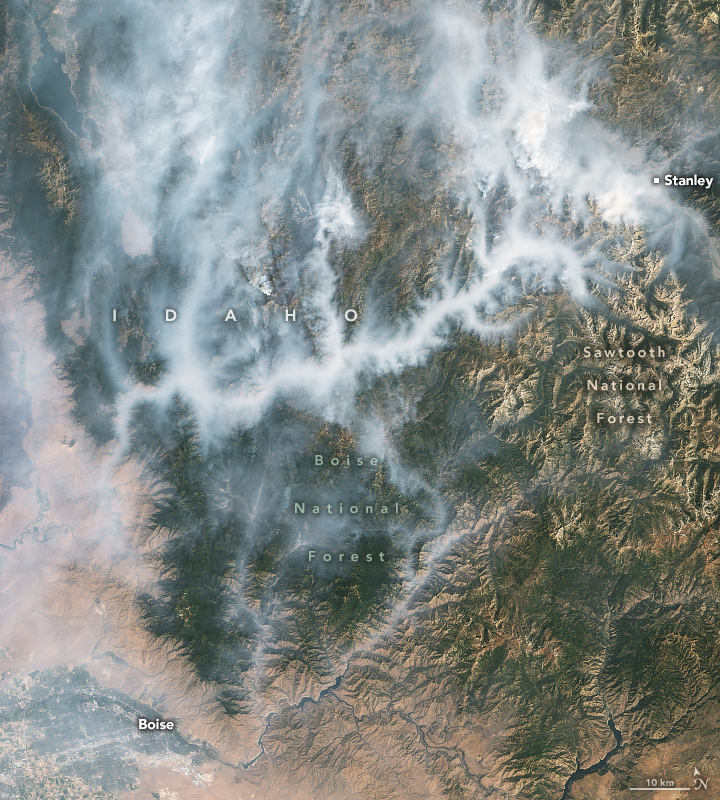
29, 7, 86, 138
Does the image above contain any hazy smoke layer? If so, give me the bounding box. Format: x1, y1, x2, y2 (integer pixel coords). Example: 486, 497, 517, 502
2, 0, 719, 782
46, 0, 699, 444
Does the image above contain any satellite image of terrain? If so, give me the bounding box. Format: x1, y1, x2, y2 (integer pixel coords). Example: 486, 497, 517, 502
0, 0, 719, 798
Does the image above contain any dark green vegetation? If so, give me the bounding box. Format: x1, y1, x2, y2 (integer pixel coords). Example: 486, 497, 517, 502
133, 399, 259, 713
4, 0, 720, 797
530, 0, 720, 233
132, 403, 417, 711
0, 9, 173, 444
338, 265, 720, 798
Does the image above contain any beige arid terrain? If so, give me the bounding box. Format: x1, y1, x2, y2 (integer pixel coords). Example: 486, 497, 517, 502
1, 0, 720, 798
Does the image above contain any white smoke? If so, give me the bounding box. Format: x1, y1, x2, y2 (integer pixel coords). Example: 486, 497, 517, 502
2, 0, 716, 777
63, 0, 699, 452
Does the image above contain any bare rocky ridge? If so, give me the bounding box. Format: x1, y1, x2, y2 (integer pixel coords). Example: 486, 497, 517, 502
229, 261, 720, 799
1, 0, 720, 798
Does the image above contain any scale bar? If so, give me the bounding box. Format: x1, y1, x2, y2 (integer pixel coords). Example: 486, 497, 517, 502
628, 789, 689, 792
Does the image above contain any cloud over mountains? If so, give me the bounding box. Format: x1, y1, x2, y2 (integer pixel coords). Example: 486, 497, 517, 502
2, 0, 720, 796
